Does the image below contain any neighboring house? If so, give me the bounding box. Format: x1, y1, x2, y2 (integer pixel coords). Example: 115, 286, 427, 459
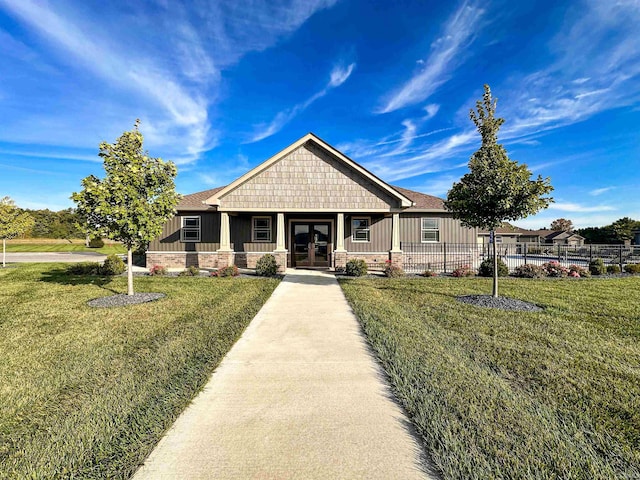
147, 133, 477, 272
478, 227, 585, 246
633, 229, 640, 245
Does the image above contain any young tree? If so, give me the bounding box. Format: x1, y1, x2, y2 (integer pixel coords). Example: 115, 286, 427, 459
0, 197, 35, 267
72, 120, 180, 295
445, 85, 554, 297
550, 218, 573, 232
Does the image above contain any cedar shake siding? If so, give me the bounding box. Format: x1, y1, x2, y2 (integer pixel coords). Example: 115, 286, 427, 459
218, 143, 400, 211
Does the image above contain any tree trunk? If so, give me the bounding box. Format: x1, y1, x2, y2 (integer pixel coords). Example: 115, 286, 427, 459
2, 238, 5, 268
492, 230, 498, 298
127, 247, 134, 296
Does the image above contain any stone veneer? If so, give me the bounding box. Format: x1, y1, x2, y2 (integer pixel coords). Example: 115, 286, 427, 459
146, 253, 218, 269
346, 252, 402, 270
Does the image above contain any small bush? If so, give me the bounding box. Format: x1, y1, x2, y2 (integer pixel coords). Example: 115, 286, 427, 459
568, 264, 590, 278
513, 264, 546, 278
606, 264, 621, 274
178, 265, 200, 277
100, 254, 125, 275
384, 261, 404, 278
335, 266, 346, 274
67, 262, 101, 275
589, 258, 606, 276
542, 261, 568, 277
452, 265, 475, 277
212, 265, 239, 277
346, 259, 368, 277
88, 237, 105, 248
149, 265, 167, 276
478, 257, 509, 277
422, 270, 437, 277
256, 254, 278, 276
624, 263, 640, 274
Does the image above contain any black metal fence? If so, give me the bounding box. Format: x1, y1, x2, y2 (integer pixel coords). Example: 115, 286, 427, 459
401, 242, 640, 274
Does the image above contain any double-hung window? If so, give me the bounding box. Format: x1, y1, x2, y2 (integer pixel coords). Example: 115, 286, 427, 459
181, 216, 201, 242
352, 217, 370, 242
252, 216, 272, 242
421, 218, 439, 243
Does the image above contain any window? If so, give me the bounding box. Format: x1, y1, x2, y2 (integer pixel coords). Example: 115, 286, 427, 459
421, 218, 439, 242
252, 216, 272, 242
352, 217, 370, 242
181, 216, 200, 242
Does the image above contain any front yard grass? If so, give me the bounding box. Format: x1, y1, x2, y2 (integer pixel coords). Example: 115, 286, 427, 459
0, 263, 279, 479
339, 277, 640, 480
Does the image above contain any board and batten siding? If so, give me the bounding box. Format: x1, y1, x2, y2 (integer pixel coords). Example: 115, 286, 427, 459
344, 215, 392, 252
231, 214, 276, 252
400, 213, 477, 244
219, 143, 399, 210
148, 211, 220, 252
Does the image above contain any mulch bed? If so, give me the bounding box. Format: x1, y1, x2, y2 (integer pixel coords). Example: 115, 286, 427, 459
87, 293, 165, 308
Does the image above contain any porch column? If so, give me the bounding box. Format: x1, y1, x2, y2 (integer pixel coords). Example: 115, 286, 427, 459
274, 212, 287, 273
217, 211, 233, 268
390, 212, 403, 267
334, 212, 347, 269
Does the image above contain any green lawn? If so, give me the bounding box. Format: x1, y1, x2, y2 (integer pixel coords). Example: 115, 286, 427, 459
0, 264, 279, 479
4, 243, 126, 255
339, 276, 640, 480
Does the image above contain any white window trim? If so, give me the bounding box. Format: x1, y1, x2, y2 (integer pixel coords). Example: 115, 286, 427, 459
352, 216, 371, 243
252, 216, 272, 243
181, 215, 201, 243
421, 217, 440, 243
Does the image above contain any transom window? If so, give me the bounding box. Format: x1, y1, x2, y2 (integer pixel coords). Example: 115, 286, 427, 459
252, 216, 272, 242
421, 218, 439, 243
181, 216, 201, 242
352, 217, 370, 242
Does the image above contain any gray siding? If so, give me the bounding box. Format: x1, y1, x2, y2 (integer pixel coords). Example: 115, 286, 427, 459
219, 143, 399, 210
149, 211, 220, 252
400, 213, 477, 244
231, 214, 276, 252
344, 215, 391, 252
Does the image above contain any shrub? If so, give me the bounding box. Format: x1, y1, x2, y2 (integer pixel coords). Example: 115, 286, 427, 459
211, 265, 239, 277
513, 264, 546, 278
606, 264, 621, 274
256, 254, 278, 276
178, 265, 200, 277
624, 263, 640, 274
88, 237, 105, 248
346, 259, 368, 277
383, 261, 404, 278
100, 254, 125, 275
568, 264, 590, 278
452, 265, 475, 277
334, 266, 346, 274
149, 265, 167, 276
589, 258, 606, 276
67, 262, 101, 275
542, 261, 568, 277
478, 257, 509, 277
422, 270, 437, 277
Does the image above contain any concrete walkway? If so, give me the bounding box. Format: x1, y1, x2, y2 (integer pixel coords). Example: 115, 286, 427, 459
134, 269, 437, 480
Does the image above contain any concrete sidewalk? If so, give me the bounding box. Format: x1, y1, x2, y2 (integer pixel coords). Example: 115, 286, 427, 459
134, 269, 437, 480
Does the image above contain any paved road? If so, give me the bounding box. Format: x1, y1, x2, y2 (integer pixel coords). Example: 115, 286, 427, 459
2, 252, 107, 263
134, 269, 437, 480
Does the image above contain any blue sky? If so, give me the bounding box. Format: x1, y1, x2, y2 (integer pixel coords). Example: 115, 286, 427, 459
0, 0, 638, 228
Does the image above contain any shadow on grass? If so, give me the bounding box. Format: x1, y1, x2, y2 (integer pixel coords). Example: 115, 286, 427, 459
39, 266, 120, 294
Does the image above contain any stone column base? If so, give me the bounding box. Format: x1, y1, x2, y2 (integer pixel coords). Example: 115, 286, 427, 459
273, 250, 288, 273
389, 250, 403, 269
334, 250, 347, 270
217, 250, 234, 269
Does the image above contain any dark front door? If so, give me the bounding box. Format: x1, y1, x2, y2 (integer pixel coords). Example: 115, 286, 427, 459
292, 222, 331, 267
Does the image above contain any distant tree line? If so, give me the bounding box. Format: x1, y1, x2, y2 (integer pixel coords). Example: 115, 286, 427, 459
12, 208, 85, 239
576, 217, 640, 244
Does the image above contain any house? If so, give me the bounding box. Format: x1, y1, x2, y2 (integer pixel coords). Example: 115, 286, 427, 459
633, 229, 640, 245
478, 226, 585, 246
147, 133, 477, 272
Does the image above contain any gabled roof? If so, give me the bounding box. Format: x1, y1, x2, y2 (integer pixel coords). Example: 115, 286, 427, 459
176, 186, 224, 211
392, 186, 445, 211
205, 133, 414, 208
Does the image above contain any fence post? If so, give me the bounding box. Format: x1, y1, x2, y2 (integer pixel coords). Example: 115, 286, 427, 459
523, 243, 527, 265
589, 244, 592, 263
443, 242, 447, 273
620, 244, 624, 271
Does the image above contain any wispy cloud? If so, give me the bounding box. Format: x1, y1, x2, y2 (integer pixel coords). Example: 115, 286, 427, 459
248, 62, 356, 142
589, 186, 615, 196
407, 174, 459, 197
378, 1, 484, 113
549, 202, 616, 213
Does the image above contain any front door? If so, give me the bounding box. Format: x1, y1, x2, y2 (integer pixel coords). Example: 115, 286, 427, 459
292, 222, 331, 268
